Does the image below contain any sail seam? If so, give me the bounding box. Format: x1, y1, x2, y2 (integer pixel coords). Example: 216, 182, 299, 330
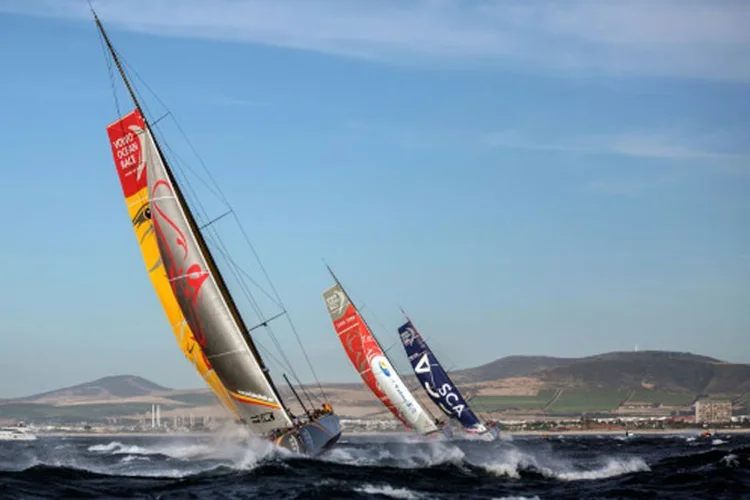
168, 271, 211, 283
206, 349, 247, 360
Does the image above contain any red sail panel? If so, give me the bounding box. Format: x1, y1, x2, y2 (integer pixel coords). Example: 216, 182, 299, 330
107, 110, 148, 198
324, 284, 411, 428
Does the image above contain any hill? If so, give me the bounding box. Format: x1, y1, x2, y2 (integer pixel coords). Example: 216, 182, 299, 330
453, 351, 748, 394
11, 375, 171, 404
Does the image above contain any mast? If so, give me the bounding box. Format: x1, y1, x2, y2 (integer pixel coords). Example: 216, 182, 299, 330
93, 10, 289, 416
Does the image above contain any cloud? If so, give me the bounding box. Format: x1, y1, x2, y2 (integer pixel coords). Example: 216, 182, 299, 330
485, 129, 745, 161
3, 0, 750, 81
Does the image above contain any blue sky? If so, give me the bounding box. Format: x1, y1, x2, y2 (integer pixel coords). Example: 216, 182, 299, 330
0, 0, 748, 398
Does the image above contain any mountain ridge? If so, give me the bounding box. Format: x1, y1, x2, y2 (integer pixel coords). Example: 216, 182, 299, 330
3, 351, 748, 419
453, 350, 748, 394
5, 375, 171, 403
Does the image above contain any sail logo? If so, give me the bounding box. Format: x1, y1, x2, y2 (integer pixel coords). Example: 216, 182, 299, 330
151, 179, 211, 348
424, 381, 466, 418
249, 412, 275, 424
325, 290, 347, 317
414, 354, 431, 374
379, 360, 391, 377
400, 327, 417, 347
128, 125, 147, 183
108, 110, 148, 198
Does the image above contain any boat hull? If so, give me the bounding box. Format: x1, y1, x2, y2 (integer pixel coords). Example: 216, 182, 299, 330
0, 431, 37, 441
274, 413, 341, 456
462, 425, 501, 441
419, 423, 453, 441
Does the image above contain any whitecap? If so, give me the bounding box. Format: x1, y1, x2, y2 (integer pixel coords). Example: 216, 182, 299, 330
355, 484, 423, 499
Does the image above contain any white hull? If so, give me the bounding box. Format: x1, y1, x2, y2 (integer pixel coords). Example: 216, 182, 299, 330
0, 429, 37, 441
460, 426, 501, 442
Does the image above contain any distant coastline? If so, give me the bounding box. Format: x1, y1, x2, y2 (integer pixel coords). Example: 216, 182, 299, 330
35, 427, 750, 438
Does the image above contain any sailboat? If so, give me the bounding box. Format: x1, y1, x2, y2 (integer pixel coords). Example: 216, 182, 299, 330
322, 268, 450, 438
94, 10, 341, 456
398, 314, 499, 440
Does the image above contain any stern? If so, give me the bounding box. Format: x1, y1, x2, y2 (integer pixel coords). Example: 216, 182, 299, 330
275, 413, 341, 456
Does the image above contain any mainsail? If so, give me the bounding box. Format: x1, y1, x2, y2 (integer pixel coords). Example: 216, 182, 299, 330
323, 279, 438, 435
107, 110, 240, 419
398, 318, 490, 434
106, 109, 292, 433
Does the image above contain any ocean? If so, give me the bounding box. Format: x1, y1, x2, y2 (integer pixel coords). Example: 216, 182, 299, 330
0, 430, 747, 499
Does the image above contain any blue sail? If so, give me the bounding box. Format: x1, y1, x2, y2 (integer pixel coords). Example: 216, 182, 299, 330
398, 320, 487, 433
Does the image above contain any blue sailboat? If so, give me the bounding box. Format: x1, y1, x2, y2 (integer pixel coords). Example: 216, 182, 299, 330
398, 314, 500, 440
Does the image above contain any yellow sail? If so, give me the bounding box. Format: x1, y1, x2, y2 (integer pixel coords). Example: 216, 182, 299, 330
106, 109, 240, 419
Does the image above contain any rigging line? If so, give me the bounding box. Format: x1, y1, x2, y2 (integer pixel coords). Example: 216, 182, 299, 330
205, 226, 307, 390
253, 340, 304, 412
247, 310, 286, 333
118, 66, 286, 313
117, 45, 326, 404
196, 232, 283, 310
95, 19, 121, 119
255, 337, 318, 409
107, 49, 163, 139
121, 48, 326, 404
194, 205, 306, 392
217, 240, 296, 379
163, 148, 284, 310
148, 122, 286, 329
148, 123, 226, 204
118, 56, 231, 209
232, 212, 330, 399
94, 14, 296, 415
166, 137, 305, 400
117, 55, 228, 211
146, 96, 327, 402
198, 209, 233, 231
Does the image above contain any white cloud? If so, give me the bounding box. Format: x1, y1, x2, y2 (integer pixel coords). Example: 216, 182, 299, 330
3, 0, 750, 80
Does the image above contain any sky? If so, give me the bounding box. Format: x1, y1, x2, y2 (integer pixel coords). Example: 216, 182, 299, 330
0, 0, 748, 398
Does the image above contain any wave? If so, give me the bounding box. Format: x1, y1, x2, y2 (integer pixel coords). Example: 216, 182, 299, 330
1, 434, 748, 499
355, 484, 424, 499
477, 446, 649, 481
